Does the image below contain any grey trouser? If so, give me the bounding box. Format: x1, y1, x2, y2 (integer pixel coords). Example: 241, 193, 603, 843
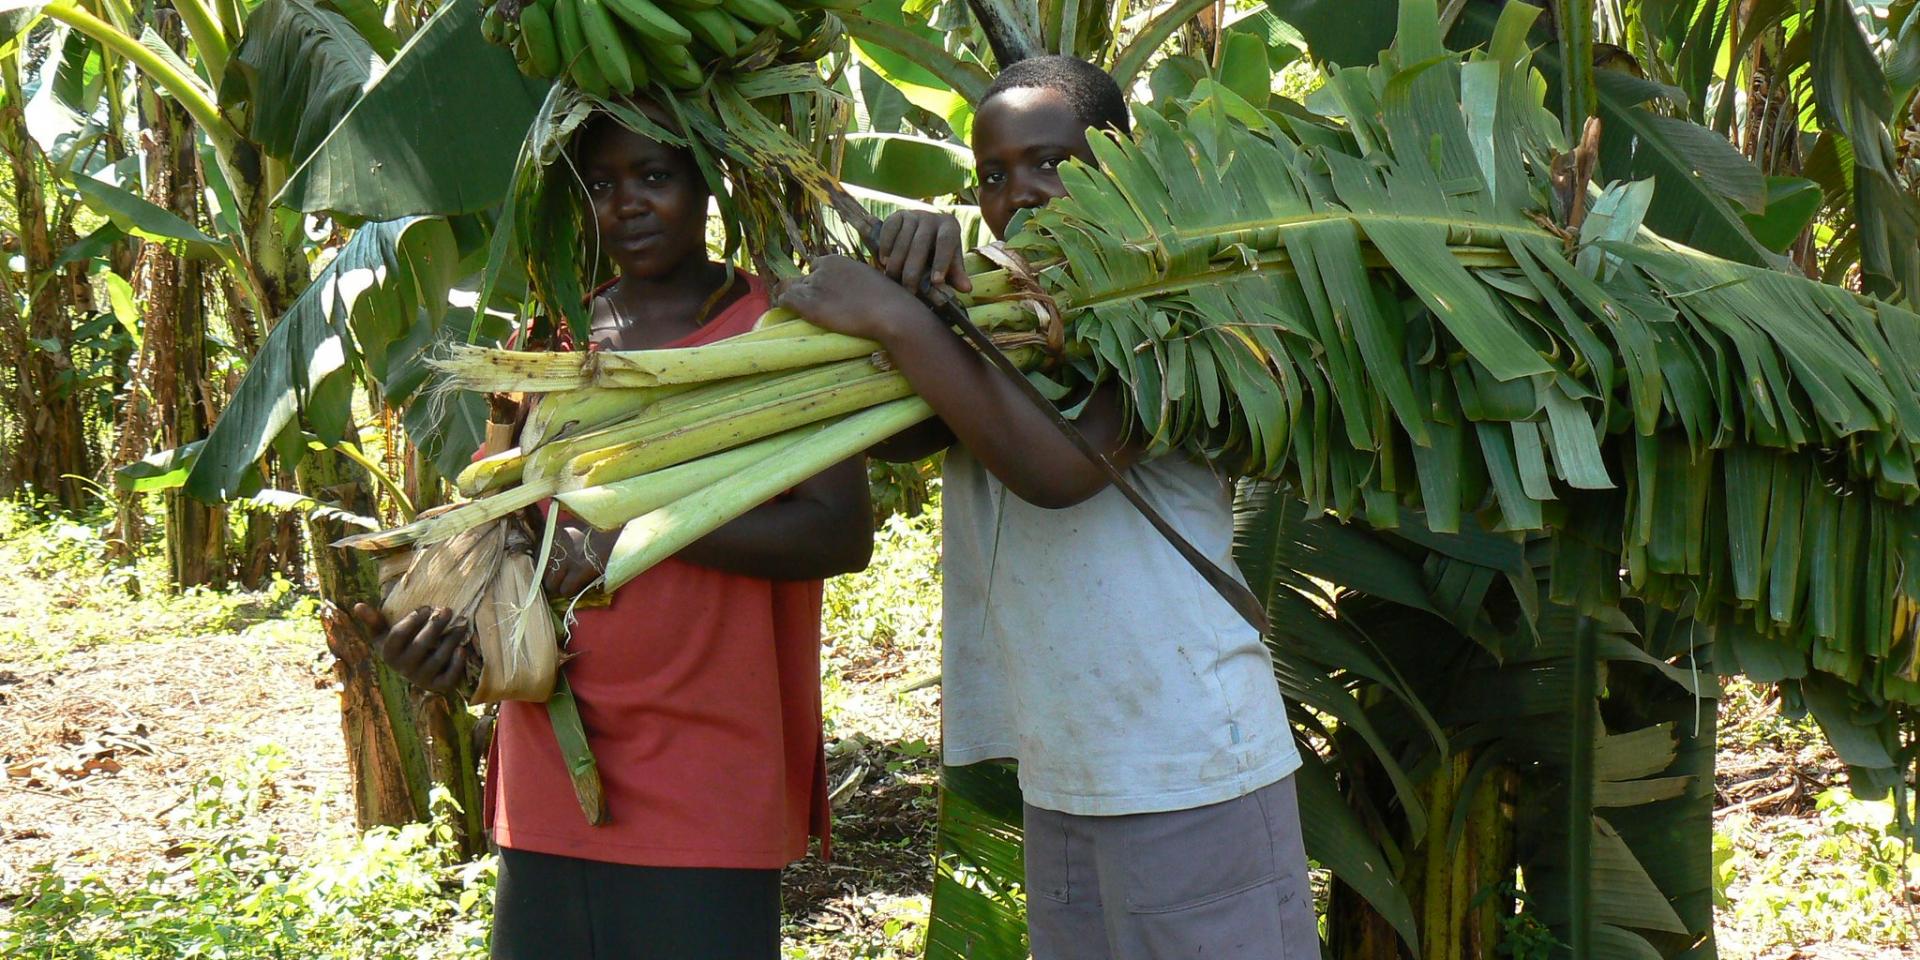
1024, 775, 1318, 960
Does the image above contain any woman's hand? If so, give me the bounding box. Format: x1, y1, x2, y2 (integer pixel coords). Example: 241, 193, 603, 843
351, 604, 471, 695
543, 523, 608, 598
777, 255, 935, 343
874, 210, 972, 295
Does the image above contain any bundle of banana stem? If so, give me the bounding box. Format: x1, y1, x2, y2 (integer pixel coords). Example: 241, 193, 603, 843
337, 277, 1052, 692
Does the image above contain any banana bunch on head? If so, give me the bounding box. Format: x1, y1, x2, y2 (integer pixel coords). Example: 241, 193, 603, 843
480, 0, 856, 93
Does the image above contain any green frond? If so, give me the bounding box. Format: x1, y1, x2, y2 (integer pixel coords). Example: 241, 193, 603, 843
1007, 35, 1920, 703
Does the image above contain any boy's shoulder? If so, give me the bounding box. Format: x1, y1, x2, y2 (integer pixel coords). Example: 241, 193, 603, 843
945, 447, 1233, 544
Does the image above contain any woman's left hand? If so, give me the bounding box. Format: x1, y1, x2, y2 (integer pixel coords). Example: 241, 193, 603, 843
543, 523, 606, 597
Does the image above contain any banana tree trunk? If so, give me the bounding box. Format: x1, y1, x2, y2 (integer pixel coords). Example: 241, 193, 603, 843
0, 53, 94, 511
36, 0, 483, 848
1329, 750, 1517, 960
142, 20, 228, 588
222, 137, 483, 852
966, 0, 1038, 65
299, 445, 484, 855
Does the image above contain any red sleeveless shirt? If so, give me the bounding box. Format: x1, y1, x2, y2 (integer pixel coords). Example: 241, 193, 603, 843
484, 275, 831, 867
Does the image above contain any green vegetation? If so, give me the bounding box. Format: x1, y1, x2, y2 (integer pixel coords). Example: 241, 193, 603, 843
5, 0, 1920, 956
1, 750, 496, 960
5, 496, 1917, 959
1716, 788, 1920, 953
0, 499, 311, 663
0, 495, 949, 960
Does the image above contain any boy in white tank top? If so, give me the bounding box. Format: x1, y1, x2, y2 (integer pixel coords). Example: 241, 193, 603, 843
778, 56, 1316, 959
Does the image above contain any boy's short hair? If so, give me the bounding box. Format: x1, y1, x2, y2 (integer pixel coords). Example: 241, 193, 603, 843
983, 55, 1131, 136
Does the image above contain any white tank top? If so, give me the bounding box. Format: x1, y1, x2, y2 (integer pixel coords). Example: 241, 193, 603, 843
940, 448, 1301, 816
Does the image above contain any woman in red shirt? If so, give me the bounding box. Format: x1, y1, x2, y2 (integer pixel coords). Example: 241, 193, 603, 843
353, 105, 871, 959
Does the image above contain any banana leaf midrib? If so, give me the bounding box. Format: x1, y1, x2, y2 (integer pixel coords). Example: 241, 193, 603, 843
1166, 209, 1559, 249
1058, 244, 1519, 315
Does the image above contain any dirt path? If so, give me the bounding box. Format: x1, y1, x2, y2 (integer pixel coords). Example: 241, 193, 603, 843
0, 622, 352, 894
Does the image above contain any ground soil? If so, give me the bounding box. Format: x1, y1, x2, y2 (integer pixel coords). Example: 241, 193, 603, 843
0, 623, 350, 895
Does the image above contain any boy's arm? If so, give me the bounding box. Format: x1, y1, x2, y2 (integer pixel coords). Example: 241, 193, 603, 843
778, 256, 1141, 509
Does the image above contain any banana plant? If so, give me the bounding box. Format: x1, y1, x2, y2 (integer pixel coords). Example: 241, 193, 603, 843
0, 0, 547, 849
0, 34, 100, 509
1535, 0, 1920, 300
896, 3, 1919, 959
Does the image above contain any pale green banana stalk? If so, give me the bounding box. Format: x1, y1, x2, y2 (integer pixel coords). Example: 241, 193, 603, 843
602, 397, 934, 590
336, 476, 561, 552
565, 370, 917, 488
458, 446, 529, 497
525, 357, 885, 481
554, 424, 826, 530
520, 383, 695, 451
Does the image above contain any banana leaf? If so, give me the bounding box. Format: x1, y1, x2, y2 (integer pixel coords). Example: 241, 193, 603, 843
219, 0, 381, 168
990, 4, 1920, 704
274, 0, 552, 219
838, 132, 974, 199
924, 763, 1027, 960
184, 217, 464, 501
68, 170, 228, 259
276, 0, 553, 220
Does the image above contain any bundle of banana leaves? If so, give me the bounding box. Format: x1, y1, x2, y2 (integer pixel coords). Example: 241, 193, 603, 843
347, 3, 1919, 711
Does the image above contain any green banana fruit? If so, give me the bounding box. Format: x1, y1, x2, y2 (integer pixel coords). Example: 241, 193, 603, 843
481, 4, 506, 43
674, 5, 741, 57
602, 0, 694, 46
639, 39, 706, 88
553, 0, 586, 66
555, 0, 611, 96
719, 0, 800, 39
512, 34, 536, 75
519, 3, 563, 76
574, 46, 613, 95
786, 0, 862, 8
657, 0, 722, 9
620, 26, 653, 87
577, 0, 637, 92
726, 10, 759, 46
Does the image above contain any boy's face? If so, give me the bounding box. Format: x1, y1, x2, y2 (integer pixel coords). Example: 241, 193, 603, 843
972, 87, 1100, 240
580, 117, 709, 279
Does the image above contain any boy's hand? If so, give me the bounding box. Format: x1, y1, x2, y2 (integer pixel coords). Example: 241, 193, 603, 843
777, 255, 934, 343
351, 603, 471, 696
875, 211, 972, 295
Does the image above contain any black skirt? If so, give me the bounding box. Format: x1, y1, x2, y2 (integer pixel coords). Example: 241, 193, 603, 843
490, 847, 781, 959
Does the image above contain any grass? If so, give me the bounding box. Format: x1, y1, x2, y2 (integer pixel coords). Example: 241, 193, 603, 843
1716, 785, 1920, 953
3, 493, 1917, 959
0, 498, 312, 663
2, 750, 494, 960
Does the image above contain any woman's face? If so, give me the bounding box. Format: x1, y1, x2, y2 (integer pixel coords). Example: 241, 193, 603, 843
579, 121, 709, 279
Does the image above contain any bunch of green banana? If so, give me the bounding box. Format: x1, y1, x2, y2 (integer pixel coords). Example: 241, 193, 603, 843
481, 0, 859, 93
